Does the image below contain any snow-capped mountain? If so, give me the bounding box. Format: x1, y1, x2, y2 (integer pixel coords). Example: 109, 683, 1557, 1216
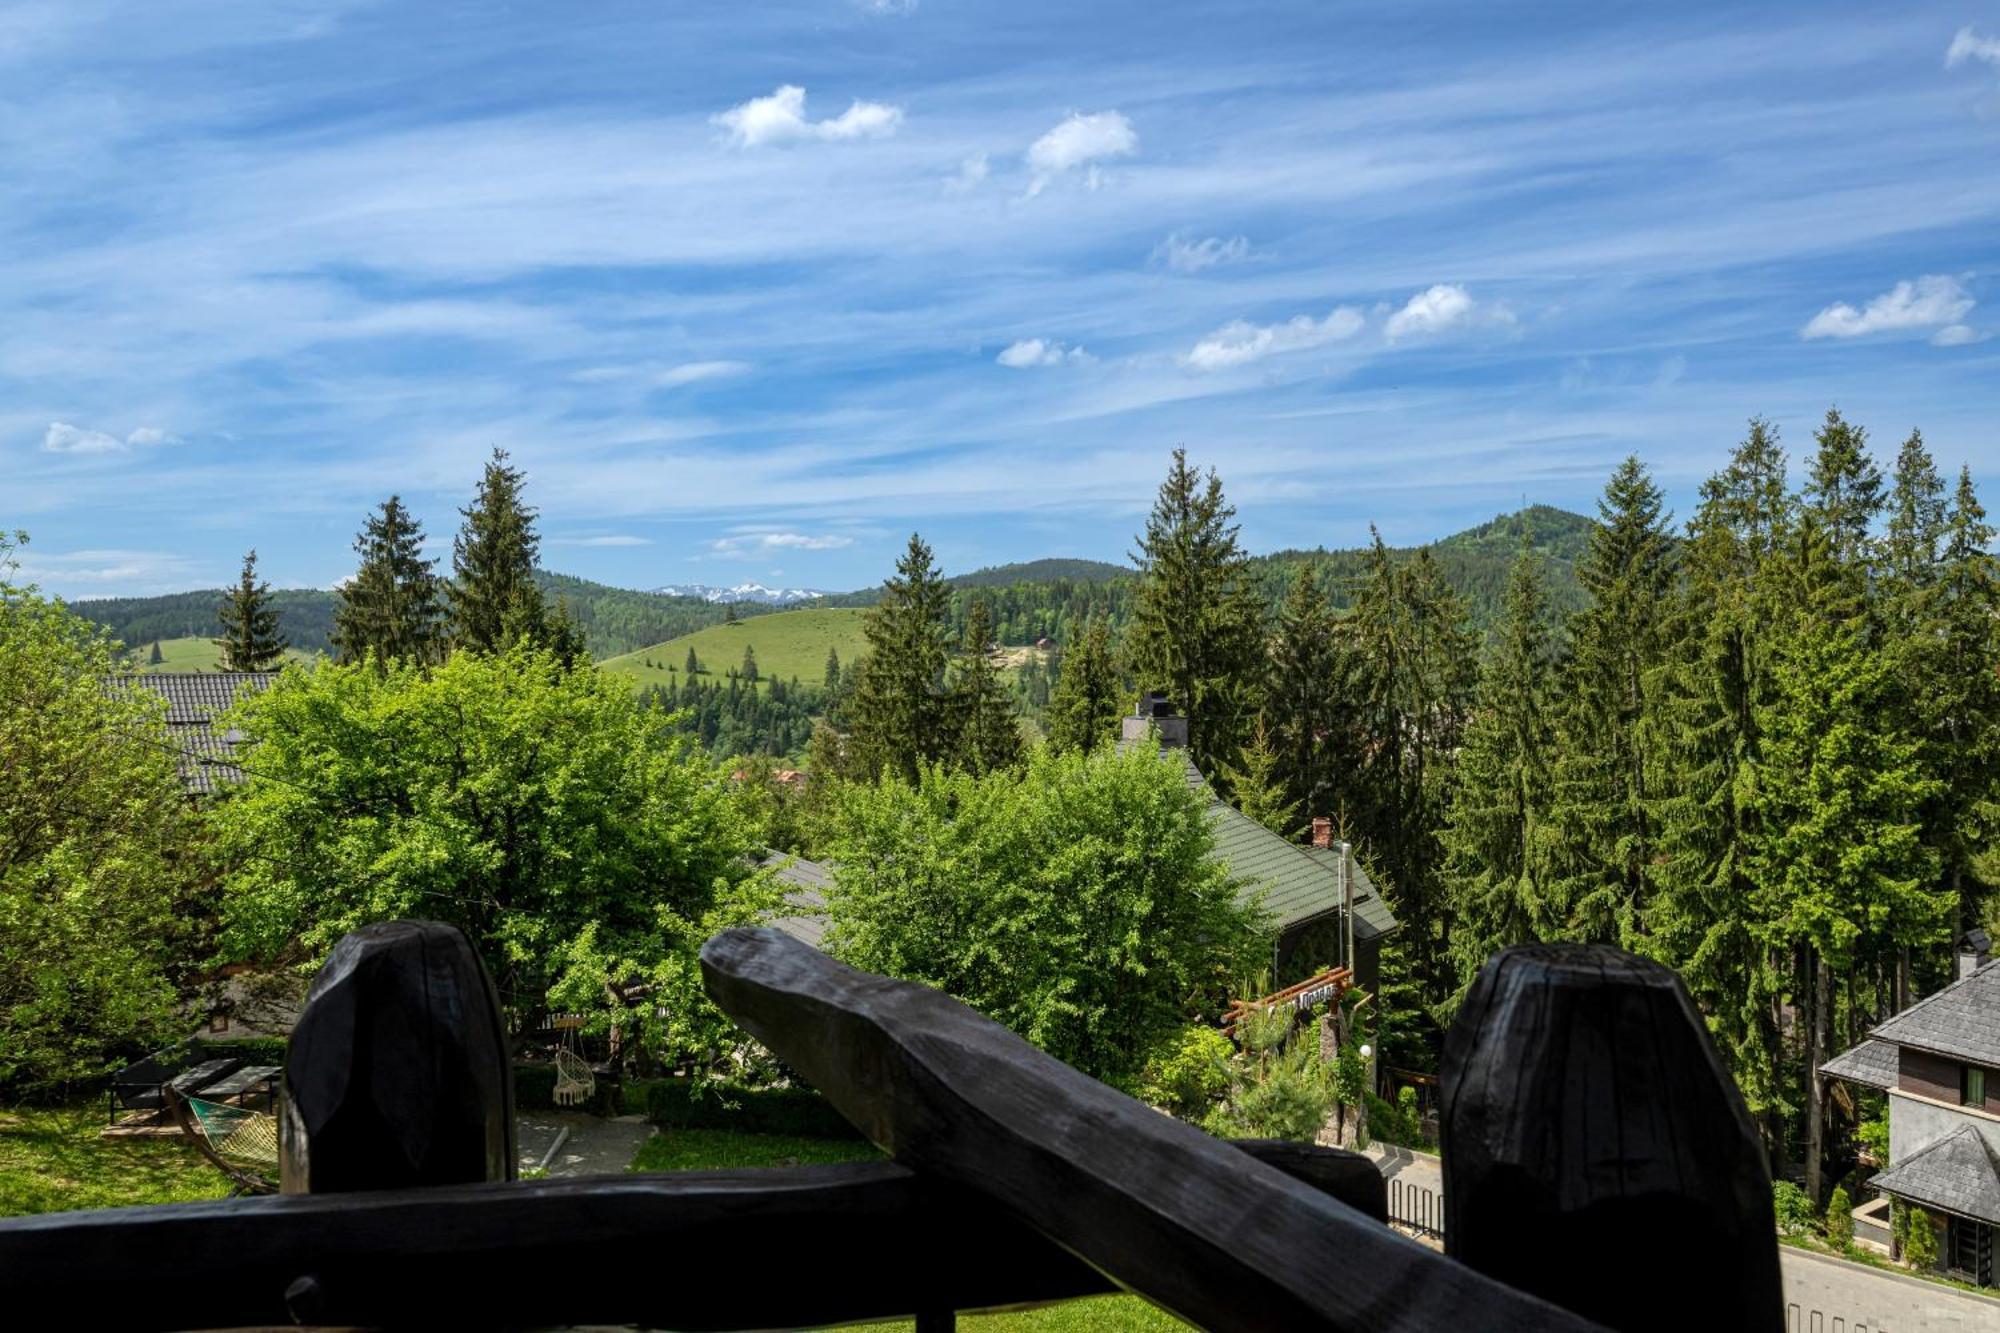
653, 582, 830, 606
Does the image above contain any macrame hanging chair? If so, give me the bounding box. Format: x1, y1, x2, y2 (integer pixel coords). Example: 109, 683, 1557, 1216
552, 1021, 595, 1108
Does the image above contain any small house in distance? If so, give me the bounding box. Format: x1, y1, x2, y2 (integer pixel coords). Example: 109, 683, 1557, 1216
1822, 929, 1999, 1287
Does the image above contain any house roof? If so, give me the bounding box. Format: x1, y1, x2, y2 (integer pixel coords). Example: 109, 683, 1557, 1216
1820, 1038, 1899, 1091
761, 853, 831, 950
102, 672, 278, 795
1863, 959, 2000, 1068
1127, 740, 1398, 938
1869, 1124, 2000, 1225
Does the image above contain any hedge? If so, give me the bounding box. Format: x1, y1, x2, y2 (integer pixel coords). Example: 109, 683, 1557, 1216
638, 1080, 862, 1139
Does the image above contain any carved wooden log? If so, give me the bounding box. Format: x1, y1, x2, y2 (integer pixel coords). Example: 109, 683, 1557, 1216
1441, 943, 1782, 1332
281, 920, 516, 1193
0, 1147, 1375, 1331
701, 926, 1603, 1332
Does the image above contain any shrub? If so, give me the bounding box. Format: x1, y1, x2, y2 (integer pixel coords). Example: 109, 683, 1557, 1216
1138, 1024, 1233, 1121
1898, 1202, 1940, 1270
1824, 1185, 1853, 1249
1772, 1180, 1816, 1236
640, 1080, 862, 1139
1204, 1005, 1335, 1143
1364, 1089, 1426, 1149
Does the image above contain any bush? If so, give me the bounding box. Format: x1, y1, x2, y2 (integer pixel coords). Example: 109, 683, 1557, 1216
640, 1080, 863, 1139
1204, 1005, 1335, 1143
1824, 1185, 1853, 1249
1364, 1089, 1426, 1149
1772, 1180, 1816, 1236
1137, 1024, 1233, 1121
1897, 1201, 1940, 1270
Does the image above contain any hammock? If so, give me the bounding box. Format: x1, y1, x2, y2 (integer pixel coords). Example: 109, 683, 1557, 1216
553, 1047, 596, 1108
163, 1086, 278, 1195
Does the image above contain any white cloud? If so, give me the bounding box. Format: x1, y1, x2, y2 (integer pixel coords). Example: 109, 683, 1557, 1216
656, 360, 751, 387
1946, 26, 2000, 69
996, 338, 1091, 368
1932, 324, 1986, 347
1801, 275, 1974, 339
123, 426, 175, 446
13, 546, 204, 594
943, 153, 988, 194
711, 531, 856, 555
43, 421, 124, 453
1153, 232, 1250, 274
1384, 283, 1507, 340
712, 85, 903, 149
1025, 111, 1135, 195
1183, 307, 1364, 371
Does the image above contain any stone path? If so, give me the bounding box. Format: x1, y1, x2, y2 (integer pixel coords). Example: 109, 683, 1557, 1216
1356, 1144, 2000, 1331
515, 1111, 654, 1177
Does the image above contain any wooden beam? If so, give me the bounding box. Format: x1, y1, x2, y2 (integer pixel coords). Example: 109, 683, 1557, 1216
701, 926, 1603, 1332
1441, 944, 1783, 1332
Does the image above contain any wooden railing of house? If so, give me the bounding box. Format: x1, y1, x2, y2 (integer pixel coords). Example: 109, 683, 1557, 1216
0, 922, 1782, 1331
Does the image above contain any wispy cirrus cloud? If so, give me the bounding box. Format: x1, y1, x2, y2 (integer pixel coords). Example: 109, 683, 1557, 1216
1946, 26, 2000, 69
713, 85, 903, 148
1802, 275, 1975, 344
711, 531, 856, 555
1184, 307, 1363, 371
42, 422, 175, 454
1153, 232, 1249, 273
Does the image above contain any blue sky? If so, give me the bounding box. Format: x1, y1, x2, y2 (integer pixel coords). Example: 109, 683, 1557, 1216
6, 1, 2000, 597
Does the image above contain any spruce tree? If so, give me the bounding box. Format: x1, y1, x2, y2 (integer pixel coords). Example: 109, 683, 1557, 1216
823, 647, 841, 694
687, 647, 700, 677
1125, 449, 1267, 776
215, 549, 288, 671
1266, 567, 1349, 820
332, 495, 443, 667
950, 597, 1023, 775
742, 645, 760, 682
1930, 467, 2000, 938
147, 641, 164, 667
449, 448, 547, 654
1802, 408, 1884, 564
1546, 456, 1674, 946
1045, 614, 1123, 756
846, 533, 955, 783
1441, 539, 1556, 1003
1223, 713, 1300, 836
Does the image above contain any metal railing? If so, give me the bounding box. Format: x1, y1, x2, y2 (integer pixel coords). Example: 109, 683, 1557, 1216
1386, 1177, 1443, 1238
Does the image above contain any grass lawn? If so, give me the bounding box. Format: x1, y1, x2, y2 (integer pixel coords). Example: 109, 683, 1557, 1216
632, 1127, 1187, 1330
0, 1102, 230, 1216
600, 608, 871, 694
126, 636, 313, 673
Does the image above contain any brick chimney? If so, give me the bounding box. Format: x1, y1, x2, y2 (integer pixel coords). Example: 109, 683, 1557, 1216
1311, 817, 1333, 849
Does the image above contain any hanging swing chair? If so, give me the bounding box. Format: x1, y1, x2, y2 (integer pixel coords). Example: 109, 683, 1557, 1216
552, 1019, 596, 1109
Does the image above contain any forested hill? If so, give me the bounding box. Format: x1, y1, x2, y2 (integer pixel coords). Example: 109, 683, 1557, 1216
825, 505, 1594, 645
70, 571, 773, 660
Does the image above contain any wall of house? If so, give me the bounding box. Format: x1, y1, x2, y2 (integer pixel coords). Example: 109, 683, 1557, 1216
1889, 1090, 2000, 1163
1900, 1047, 1962, 1103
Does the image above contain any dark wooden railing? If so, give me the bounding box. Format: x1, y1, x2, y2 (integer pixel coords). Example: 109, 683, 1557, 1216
0, 922, 1782, 1330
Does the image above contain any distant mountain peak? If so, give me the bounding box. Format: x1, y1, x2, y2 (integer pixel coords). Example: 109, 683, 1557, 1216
652, 581, 829, 605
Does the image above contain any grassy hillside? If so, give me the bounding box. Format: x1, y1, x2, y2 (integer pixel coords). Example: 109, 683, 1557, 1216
601, 608, 871, 692
122, 637, 313, 672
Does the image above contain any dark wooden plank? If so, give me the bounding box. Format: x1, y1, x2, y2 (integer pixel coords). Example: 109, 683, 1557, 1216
281, 920, 515, 1193
1441, 943, 1783, 1332
165, 1057, 243, 1097
701, 926, 1602, 1333
197, 1065, 280, 1100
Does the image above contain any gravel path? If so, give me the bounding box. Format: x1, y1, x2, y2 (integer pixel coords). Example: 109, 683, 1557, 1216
515, 1111, 654, 1177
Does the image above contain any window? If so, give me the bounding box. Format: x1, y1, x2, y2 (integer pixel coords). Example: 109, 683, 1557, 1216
1964, 1064, 1987, 1108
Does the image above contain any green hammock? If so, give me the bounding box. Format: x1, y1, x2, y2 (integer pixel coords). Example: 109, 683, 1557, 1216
183, 1095, 280, 1169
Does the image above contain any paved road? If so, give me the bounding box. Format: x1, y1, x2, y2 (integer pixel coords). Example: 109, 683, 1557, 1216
1359, 1145, 2000, 1331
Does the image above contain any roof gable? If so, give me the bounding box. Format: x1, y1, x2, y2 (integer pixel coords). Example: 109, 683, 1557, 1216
1866, 961, 2000, 1068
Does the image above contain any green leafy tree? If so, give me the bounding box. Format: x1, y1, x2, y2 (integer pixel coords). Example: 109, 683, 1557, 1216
1044, 614, 1123, 755
1, 533, 196, 1092
951, 597, 1023, 775
332, 495, 444, 667
1546, 456, 1674, 946
449, 448, 551, 654
215, 549, 289, 671
209, 644, 773, 1064
1125, 449, 1267, 775
823, 744, 1263, 1085
1441, 539, 1557, 1003
1223, 713, 1301, 836
846, 533, 955, 783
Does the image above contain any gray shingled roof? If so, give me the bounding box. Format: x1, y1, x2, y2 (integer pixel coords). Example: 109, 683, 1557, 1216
1865, 960, 2000, 1068
1869, 1125, 2000, 1225
102, 672, 278, 795
762, 853, 830, 950
1820, 1038, 1899, 1091
1123, 738, 1399, 937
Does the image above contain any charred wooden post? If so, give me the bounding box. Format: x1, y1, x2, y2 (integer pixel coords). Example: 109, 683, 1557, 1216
281, 920, 516, 1193
1440, 943, 1782, 1332
701, 926, 1602, 1333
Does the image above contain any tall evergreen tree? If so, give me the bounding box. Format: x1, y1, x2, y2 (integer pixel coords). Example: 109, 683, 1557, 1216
1265, 567, 1349, 820
1546, 456, 1674, 946
1125, 449, 1267, 776
1224, 713, 1301, 837
846, 533, 955, 783
215, 549, 288, 671
449, 449, 548, 654
823, 647, 842, 693
1930, 467, 2000, 938
686, 647, 700, 676
147, 641, 164, 666
1802, 409, 1884, 564
332, 495, 443, 667
950, 597, 1023, 775
1441, 539, 1557, 1002
742, 645, 760, 682
1646, 420, 1792, 1163
1045, 614, 1123, 755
